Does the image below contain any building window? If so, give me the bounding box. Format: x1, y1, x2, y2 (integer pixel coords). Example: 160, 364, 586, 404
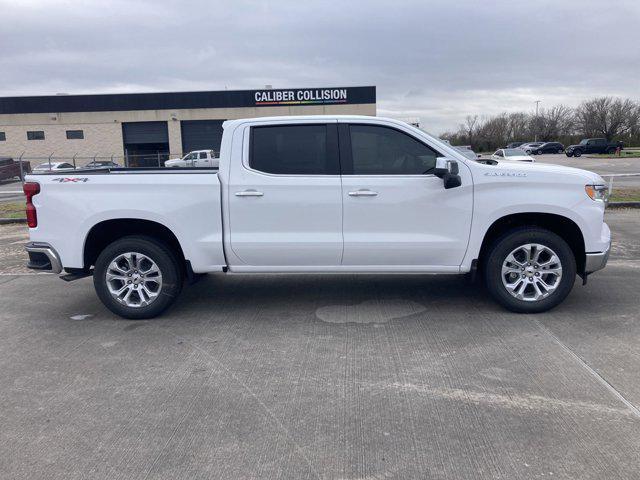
0, 132, 5, 141
66, 130, 84, 139
27, 131, 45, 140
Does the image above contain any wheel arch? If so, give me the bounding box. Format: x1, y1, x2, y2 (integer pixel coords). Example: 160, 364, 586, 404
478, 212, 586, 273
83, 218, 186, 271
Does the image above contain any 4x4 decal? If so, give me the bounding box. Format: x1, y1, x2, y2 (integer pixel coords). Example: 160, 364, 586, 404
52, 177, 89, 183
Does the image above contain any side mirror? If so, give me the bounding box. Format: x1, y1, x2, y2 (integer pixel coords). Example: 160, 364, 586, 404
434, 157, 451, 178
444, 172, 462, 189
434, 157, 462, 189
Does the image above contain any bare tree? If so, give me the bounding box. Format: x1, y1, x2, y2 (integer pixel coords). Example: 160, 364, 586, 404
532, 105, 574, 141
439, 96, 640, 151
461, 115, 479, 142
574, 97, 638, 140
506, 112, 530, 141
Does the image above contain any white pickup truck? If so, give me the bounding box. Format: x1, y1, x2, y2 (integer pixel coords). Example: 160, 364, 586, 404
164, 150, 218, 168
23, 115, 611, 319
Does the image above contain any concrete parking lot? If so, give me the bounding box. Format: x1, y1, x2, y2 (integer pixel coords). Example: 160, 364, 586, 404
1, 210, 639, 479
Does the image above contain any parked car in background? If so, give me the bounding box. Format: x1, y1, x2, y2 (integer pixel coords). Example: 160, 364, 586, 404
505, 142, 525, 148
453, 146, 478, 160
0, 157, 31, 181
165, 150, 218, 168
565, 138, 623, 157
530, 142, 565, 155
491, 148, 535, 162
519, 142, 544, 153
32, 162, 76, 172
84, 161, 120, 169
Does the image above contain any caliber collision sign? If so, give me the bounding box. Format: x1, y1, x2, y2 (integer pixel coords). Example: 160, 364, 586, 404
254, 88, 348, 106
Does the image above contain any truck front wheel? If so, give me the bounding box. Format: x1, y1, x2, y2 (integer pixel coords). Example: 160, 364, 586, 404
484, 228, 576, 313
93, 236, 183, 319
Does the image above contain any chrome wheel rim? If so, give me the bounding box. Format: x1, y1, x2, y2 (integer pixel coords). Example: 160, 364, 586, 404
106, 252, 163, 308
501, 243, 562, 302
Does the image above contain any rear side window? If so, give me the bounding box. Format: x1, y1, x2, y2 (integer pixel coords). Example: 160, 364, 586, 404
250, 124, 339, 175
0, 132, 5, 141
347, 124, 440, 175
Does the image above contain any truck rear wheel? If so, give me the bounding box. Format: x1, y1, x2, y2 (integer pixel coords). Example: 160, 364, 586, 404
483, 228, 576, 313
93, 236, 183, 319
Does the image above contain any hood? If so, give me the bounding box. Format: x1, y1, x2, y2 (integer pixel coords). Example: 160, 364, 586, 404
482, 159, 604, 184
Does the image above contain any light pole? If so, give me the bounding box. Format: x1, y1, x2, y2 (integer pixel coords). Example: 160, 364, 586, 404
534, 100, 541, 142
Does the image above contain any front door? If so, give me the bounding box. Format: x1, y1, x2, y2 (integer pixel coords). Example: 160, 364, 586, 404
228, 122, 343, 267
339, 122, 473, 269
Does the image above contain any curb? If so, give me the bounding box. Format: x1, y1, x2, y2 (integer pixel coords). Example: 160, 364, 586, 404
608, 202, 640, 208
0, 218, 26, 225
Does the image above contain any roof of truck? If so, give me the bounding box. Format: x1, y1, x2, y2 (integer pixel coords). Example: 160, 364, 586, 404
222, 115, 398, 129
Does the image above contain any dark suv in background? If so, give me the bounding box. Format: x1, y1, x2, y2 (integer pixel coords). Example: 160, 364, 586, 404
530, 142, 564, 154
565, 138, 623, 157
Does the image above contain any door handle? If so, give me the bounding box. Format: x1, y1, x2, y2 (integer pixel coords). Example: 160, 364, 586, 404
348, 189, 378, 197
235, 190, 264, 197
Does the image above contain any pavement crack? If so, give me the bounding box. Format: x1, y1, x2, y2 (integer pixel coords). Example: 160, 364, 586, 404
534, 319, 640, 420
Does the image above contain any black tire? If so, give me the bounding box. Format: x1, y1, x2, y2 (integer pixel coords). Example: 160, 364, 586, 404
483, 227, 577, 313
606, 147, 616, 155
557, 148, 563, 154
573, 150, 582, 157
565, 151, 573, 157
93, 235, 183, 319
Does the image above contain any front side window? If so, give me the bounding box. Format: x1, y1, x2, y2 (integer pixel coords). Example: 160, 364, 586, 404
199, 152, 207, 159
185, 153, 197, 160
0, 132, 5, 141
250, 124, 338, 175
348, 125, 440, 175
495, 150, 504, 157
27, 131, 45, 140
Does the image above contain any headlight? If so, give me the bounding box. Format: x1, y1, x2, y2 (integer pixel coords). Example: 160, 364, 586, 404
585, 184, 609, 203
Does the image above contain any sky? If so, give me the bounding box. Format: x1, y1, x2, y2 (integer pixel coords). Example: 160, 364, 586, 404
1, 0, 638, 134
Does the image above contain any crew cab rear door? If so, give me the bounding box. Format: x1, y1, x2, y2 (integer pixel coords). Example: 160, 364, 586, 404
338, 120, 473, 270
227, 121, 343, 267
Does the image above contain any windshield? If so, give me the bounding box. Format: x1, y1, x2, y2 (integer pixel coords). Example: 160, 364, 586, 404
504, 149, 526, 156
580, 139, 589, 145
454, 147, 477, 160
35, 163, 55, 170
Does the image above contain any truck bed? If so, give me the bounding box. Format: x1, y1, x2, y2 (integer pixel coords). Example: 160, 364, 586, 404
25, 168, 226, 273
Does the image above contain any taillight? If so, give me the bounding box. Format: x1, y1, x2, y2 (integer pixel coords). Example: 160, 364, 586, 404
23, 182, 40, 228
